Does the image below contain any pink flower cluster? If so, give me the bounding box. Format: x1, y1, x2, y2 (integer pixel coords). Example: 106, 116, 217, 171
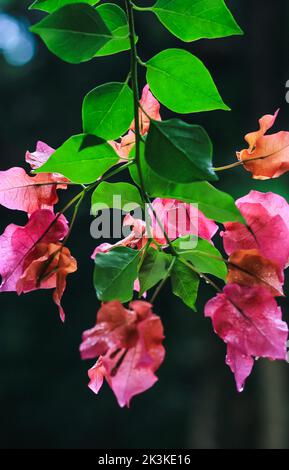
1, 83, 289, 407
0, 142, 76, 321
206, 191, 289, 391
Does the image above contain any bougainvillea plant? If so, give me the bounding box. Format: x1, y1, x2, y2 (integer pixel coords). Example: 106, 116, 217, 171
1, 0, 289, 407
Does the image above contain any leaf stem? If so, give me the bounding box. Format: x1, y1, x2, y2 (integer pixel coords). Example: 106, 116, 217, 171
131, 3, 151, 12
179, 257, 222, 293
213, 161, 244, 172
213, 143, 289, 172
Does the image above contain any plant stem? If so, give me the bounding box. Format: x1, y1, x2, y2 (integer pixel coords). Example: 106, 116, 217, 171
125, 0, 222, 299
125, 0, 146, 203
61, 191, 86, 247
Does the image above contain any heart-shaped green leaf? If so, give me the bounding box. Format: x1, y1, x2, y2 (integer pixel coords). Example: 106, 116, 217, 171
171, 259, 199, 311
139, 249, 171, 295
35, 134, 118, 184
94, 3, 133, 57
30, 4, 113, 63
29, 0, 99, 13
94, 247, 140, 302
91, 182, 143, 215
151, 0, 243, 42
145, 119, 217, 183
83, 82, 134, 141
146, 48, 229, 113
174, 236, 227, 280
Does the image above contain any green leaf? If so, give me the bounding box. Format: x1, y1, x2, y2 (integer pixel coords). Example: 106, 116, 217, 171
130, 143, 244, 223
29, 0, 99, 13
83, 82, 134, 141
91, 182, 143, 215
35, 134, 118, 184
93, 247, 140, 302
151, 0, 243, 42
173, 236, 227, 280
171, 259, 199, 311
145, 119, 217, 183
30, 4, 113, 63
146, 48, 229, 113
94, 3, 132, 57
139, 249, 171, 295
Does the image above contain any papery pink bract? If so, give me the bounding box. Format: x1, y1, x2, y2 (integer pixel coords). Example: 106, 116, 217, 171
205, 284, 288, 392
225, 345, 254, 393
80, 300, 165, 407
222, 190, 289, 269
245, 110, 279, 152
131, 84, 161, 135
109, 131, 136, 161
91, 198, 218, 258
26, 141, 69, 184
26, 141, 54, 169
237, 110, 289, 179
0, 167, 64, 214
150, 198, 218, 245
227, 249, 284, 296
111, 85, 161, 160
91, 214, 148, 259
16, 242, 77, 321
0, 209, 68, 293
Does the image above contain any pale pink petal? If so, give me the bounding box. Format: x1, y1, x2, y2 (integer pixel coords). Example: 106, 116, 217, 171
25, 141, 54, 169
91, 243, 114, 260
137, 84, 161, 135
26, 141, 69, 183
91, 216, 148, 259
110, 85, 161, 161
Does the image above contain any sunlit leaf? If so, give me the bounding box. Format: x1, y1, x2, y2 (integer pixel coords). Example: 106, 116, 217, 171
35, 134, 118, 184
29, 0, 99, 13
30, 4, 113, 63
151, 0, 243, 42
83, 82, 134, 140
146, 48, 229, 113
174, 236, 227, 280
91, 182, 143, 215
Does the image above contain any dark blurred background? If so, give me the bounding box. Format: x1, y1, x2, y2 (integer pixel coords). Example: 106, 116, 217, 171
1, 0, 289, 450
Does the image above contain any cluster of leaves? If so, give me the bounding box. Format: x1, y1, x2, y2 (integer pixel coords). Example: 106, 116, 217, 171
0, 0, 289, 407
